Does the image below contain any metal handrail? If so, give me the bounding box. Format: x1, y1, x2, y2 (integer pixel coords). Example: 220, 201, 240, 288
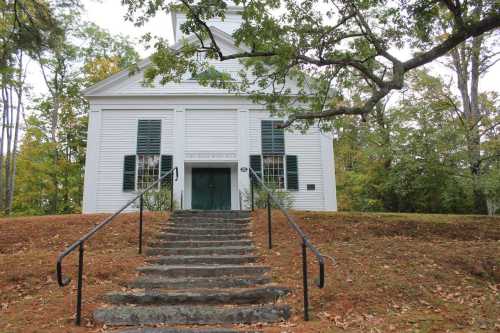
248, 167, 325, 321
56, 166, 178, 325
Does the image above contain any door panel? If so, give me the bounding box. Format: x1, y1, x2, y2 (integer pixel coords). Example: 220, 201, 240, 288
192, 168, 231, 210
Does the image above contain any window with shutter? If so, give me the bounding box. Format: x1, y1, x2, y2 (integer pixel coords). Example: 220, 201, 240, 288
160, 155, 173, 188
137, 120, 161, 154
261, 120, 285, 155
123, 155, 136, 191
286, 155, 299, 190
135, 119, 162, 190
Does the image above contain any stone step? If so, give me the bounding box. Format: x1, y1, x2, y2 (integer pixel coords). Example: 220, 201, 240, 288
94, 304, 290, 326
146, 246, 255, 256
148, 240, 253, 248
162, 222, 250, 229
104, 286, 290, 305
137, 265, 270, 278
170, 217, 251, 224
156, 233, 250, 242
117, 328, 260, 333
166, 227, 250, 235
173, 210, 251, 219
147, 255, 258, 266
128, 276, 271, 289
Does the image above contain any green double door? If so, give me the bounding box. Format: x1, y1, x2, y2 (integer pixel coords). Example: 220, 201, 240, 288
192, 168, 231, 210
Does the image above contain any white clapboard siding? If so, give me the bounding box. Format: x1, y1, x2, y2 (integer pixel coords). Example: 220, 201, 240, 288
83, 4, 338, 213
184, 109, 239, 157
249, 110, 325, 210
248, 110, 267, 154
95, 109, 174, 212
286, 128, 325, 211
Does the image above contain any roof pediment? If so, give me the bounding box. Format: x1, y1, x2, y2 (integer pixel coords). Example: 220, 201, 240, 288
83, 27, 248, 97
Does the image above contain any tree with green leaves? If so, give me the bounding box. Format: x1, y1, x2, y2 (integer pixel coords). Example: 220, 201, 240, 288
0, 0, 62, 214
12, 14, 139, 215
440, 7, 499, 213
122, 0, 499, 129
334, 69, 498, 214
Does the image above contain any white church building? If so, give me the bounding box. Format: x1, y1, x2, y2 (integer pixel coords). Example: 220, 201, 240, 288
81, 5, 337, 213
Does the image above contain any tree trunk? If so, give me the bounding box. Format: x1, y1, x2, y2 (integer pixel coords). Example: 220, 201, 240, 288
7, 53, 24, 214
4, 85, 13, 215
39, 57, 61, 214
51, 94, 59, 214
451, 36, 487, 214
469, 34, 486, 214
0, 83, 7, 211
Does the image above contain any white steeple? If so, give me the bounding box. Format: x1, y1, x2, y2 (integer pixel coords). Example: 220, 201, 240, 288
171, 3, 243, 43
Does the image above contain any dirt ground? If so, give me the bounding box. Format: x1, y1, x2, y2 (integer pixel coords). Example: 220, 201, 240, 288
0, 210, 498, 333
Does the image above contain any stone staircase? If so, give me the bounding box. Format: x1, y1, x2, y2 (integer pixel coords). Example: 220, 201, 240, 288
94, 210, 291, 333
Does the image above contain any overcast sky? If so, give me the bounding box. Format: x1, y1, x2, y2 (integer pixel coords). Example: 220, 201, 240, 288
28, 0, 500, 98
82, 0, 174, 54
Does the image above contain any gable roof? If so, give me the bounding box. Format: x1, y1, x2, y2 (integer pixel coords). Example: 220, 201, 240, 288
82, 27, 248, 97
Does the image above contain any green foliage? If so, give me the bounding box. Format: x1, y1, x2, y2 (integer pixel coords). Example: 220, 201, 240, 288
8, 5, 139, 216
122, 0, 499, 132
140, 187, 176, 211
243, 184, 294, 210
334, 70, 498, 214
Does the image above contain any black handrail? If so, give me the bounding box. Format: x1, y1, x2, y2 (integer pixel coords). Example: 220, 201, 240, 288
248, 167, 325, 321
56, 166, 179, 325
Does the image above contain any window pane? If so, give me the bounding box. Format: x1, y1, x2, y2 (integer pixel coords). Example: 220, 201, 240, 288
263, 155, 285, 189
137, 155, 160, 190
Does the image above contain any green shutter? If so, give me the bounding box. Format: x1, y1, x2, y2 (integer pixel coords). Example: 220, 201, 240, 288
250, 155, 262, 184
137, 120, 161, 154
123, 155, 136, 191
261, 120, 285, 155
286, 155, 299, 190
160, 155, 173, 188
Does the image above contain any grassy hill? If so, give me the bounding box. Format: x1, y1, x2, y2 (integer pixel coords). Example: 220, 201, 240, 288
0, 211, 498, 332
252, 211, 499, 332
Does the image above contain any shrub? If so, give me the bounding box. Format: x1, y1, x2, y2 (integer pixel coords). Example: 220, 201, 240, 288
243, 183, 294, 210
140, 187, 176, 211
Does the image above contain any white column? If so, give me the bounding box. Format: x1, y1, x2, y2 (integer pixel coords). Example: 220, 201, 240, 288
238, 109, 250, 209
320, 131, 337, 211
173, 108, 185, 209
82, 107, 101, 213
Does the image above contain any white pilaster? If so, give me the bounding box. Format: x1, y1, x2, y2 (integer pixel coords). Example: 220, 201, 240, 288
82, 107, 101, 213
320, 131, 337, 211
174, 108, 185, 208
238, 109, 250, 209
